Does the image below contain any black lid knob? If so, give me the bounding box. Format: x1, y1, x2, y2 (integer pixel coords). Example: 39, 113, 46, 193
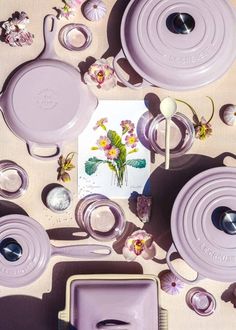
0, 238, 22, 262
221, 211, 236, 235
167, 13, 195, 34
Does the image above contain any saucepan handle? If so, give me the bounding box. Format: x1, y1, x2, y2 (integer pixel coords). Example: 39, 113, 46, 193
166, 243, 204, 284
113, 49, 151, 89
40, 15, 58, 59
27, 141, 61, 160
51, 244, 112, 258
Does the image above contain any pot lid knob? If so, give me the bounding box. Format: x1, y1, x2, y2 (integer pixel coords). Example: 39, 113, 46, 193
167, 13, 195, 34
221, 211, 236, 235
0, 238, 22, 262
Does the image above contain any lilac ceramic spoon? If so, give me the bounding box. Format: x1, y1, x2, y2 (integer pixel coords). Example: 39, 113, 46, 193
159, 97, 177, 169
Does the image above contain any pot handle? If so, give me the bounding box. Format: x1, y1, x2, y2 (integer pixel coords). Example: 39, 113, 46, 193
166, 243, 205, 284
27, 141, 61, 160
113, 49, 151, 89
51, 244, 111, 258
40, 15, 58, 59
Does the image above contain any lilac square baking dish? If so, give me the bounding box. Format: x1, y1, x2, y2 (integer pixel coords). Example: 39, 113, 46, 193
58, 274, 167, 330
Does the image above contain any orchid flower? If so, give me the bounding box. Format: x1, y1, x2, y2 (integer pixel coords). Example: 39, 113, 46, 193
122, 230, 156, 261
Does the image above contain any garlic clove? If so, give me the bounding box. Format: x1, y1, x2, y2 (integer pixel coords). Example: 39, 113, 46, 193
222, 104, 236, 126
83, 0, 107, 21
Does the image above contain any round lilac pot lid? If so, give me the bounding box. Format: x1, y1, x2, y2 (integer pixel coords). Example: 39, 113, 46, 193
0, 215, 50, 287
121, 0, 236, 90
171, 167, 236, 282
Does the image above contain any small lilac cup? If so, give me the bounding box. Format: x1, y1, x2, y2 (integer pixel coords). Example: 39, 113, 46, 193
0, 161, 28, 199
75, 194, 126, 241
186, 288, 216, 316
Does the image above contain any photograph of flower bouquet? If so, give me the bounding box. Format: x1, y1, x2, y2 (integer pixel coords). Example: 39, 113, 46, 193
85, 117, 146, 187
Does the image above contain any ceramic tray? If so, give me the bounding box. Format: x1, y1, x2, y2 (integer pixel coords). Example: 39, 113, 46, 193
58, 274, 167, 330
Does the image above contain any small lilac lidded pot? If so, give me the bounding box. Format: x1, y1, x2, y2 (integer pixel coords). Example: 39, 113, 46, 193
59, 24, 92, 51
0, 161, 29, 199
186, 288, 216, 316
76, 194, 126, 241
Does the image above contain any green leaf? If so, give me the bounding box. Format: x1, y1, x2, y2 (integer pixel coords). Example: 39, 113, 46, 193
107, 130, 127, 167
91, 146, 99, 150
118, 145, 127, 164
85, 157, 104, 175
126, 159, 146, 168
107, 130, 123, 148
128, 148, 138, 154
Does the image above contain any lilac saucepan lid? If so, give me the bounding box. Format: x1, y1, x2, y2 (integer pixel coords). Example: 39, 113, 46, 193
0, 15, 98, 160
0, 214, 111, 288
167, 167, 236, 284
114, 0, 236, 90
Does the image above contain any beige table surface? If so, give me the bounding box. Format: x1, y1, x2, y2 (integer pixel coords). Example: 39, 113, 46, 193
0, 0, 236, 329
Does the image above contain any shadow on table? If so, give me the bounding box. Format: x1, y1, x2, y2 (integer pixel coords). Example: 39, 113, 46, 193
101, 0, 143, 87
0, 200, 28, 217
139, 152, 236, 257
102, 0, 129, 59
0, 261, 143, 330
47, 227, 89, 241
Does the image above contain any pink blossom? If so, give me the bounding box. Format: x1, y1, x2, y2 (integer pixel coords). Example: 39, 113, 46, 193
125, 134, 139, 148
96, 136, 111, 150
105, 146, 120, 160
93, 118, 108, 130
120, 120, 135, 134
2, 12, 34, 47
122, 230, 156, 261
5, 30, 33, 47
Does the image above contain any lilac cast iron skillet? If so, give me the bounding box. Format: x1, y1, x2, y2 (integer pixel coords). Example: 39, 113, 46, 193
0, 15, 98, 160
0, 214, 111, 287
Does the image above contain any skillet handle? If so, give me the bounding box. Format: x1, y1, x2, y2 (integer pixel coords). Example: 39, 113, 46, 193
27, 141, 61, 160
51, 244, 111, 258
40, 15, 58, 59
113, 49, 151, 89
166, 243, 205, 284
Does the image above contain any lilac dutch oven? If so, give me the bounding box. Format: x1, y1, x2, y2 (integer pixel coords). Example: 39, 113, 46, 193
167, 167, 236, 283
114, 0, 236, 90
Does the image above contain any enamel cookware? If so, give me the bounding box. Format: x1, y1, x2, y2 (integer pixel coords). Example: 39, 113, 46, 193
0, 15, 98, 160
114, 0, 236, 90
167, 167, 236, 283
0, 214, 111, 287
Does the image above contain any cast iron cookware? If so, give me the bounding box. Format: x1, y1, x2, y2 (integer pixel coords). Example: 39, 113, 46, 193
168, 167, 236, 283
0, 214, 111, 287
0, 15, 97, 160
114, 0, 236, 90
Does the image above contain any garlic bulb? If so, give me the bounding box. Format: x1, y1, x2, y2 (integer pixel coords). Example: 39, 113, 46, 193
223, 104, 236, 126
84, 0, 106, 21
160, 271, 184, 295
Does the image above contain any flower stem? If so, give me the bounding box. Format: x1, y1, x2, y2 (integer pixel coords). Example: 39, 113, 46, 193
175, 98, 200, 125
206, 96, 215, 124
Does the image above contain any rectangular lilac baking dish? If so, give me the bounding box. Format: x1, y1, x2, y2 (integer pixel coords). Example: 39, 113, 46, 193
58, 274, 168, 330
